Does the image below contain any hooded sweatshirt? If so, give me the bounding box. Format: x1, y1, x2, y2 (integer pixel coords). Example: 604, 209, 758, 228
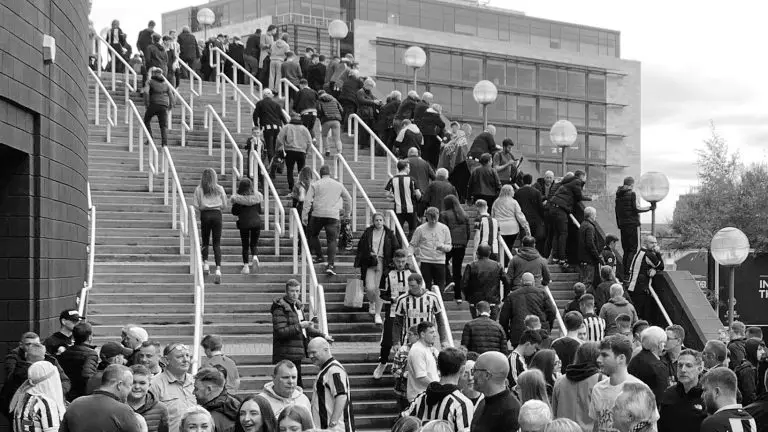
276, 118, 313, 154
553, 362, 602, 432
600, 296, 638, 336
260, 382, 312, 418
133, 391, 170, 432
202, 391, 239, 432
403, 382, 474, 431
270, 39, 290, 61
506, 246, 552, 289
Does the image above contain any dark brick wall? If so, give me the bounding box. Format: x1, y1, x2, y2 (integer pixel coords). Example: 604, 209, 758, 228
0, 1, 90, 423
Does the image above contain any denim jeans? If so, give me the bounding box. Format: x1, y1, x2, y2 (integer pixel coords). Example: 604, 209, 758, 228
308, 217, 340, 266
321, 120, 341, 154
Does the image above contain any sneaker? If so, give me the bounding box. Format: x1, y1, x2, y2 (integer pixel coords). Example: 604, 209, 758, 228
374, 314, 383, 325
325, 265, 336, 276
443, 282, 455, 294
368, 303, 375, 315
240, 264, 250, 275
373, 363, 387, 379
214, 269, 222, 284
313, 256, 324, 264
252, 256, 260, 271
203, 262, 210, 275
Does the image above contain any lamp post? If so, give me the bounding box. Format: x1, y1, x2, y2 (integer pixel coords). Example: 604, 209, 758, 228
197, 8, 215, 41
403, 46, 426, 93
637, 171, 670, 236
328, 20, 348, 58
473, 80, 498, 130
711, 227, 750, 326
549, 120, 577, 176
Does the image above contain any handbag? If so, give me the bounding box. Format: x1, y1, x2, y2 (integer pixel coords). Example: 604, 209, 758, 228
344, 278, 364, 308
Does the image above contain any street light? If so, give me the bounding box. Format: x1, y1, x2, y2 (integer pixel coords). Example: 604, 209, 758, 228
473, 80, 498, 130
403, 46, 427, 93
711, 227, 750, 326
637, 171, 670, 236
549, 120, 577, 176
328, 19, 349, 58
197, 8, 215, 41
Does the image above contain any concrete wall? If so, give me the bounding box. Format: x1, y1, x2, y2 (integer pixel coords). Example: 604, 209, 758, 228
353, 19, 642, 187
0, 1, 90, 420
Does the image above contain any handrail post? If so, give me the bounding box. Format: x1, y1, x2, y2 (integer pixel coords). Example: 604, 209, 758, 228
181, 109, 187, 147
94, 85, 100, 126
370, 134, 375, 180
172, 180, 178, 230
128, 111, 134, 152
220, 130, 225, 175
221, 81, 226, 118
264, 179, 270, 235
139, 127, 144, 172
236, 95, 242, 134
208, 112, 213, 156
353, 117, 358, 162
351, 185, 357, 232
163, 156, 169, 205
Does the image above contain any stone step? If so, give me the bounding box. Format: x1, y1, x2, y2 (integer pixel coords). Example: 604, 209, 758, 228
88, 302, 382, 315
87, 292, 348, 304
85, 309, 381, 325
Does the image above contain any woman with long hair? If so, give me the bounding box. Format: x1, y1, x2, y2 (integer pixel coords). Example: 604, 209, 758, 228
492, 184, 530, 253
10, 362, 66, 432
447, 123, 472, 202
439, 194, 470, 302
518, 369, 552, 408
194, 168, 228, 284
232, 177, 264, 275
529, 348, 561, 401
234, 394, 277, 432
291, 166, 314, 218
354, 212, 400, 324
276, 405, 314, 431
552, 341, 602, 432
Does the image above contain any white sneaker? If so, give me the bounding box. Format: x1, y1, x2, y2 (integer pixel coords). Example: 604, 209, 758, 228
252, 255, 260, 271
373, 363, 387, 379
443, 282, 455, 293
214, 269, 222, 284
241, 264, 250, 275
374, 314, 383, 325
203, 262, 210, 275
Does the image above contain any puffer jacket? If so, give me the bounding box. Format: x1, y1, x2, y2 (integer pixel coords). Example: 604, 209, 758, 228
615, 185, 642, 228
354, 225, 400, 280
461, 258, 508, 305
231, 193, 262, 230
270, 39, 290, 60
499, 285, 555, 346
144, 75, 174, 108
552, 362, 602, 432
599, 295, 638, 336
506, 246, 551, 291
134, 391, 170, 432
461, 316, 508, 355
271, 296, 323, 362
177, 30, 199, 61
439, 209, 470, 247
419, 109, 445, 137
260, 382, 312, 418
317, 92, 343, 123
395, 95, 419, 120
339, 75, 363, 104
276, 119, 312, 154
549, 174, 586, 213
58, 344, 99, 401
201, 391, 239, 432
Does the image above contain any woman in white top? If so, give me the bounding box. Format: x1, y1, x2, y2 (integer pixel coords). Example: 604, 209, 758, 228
491, 184, 530, 254
193, 168, 228, 284
10, 361, 66, 432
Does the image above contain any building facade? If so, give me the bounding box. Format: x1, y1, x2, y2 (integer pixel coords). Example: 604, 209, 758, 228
162, 0, 640, 192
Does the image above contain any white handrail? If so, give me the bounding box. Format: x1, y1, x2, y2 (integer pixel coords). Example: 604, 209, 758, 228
177, 58, 202, 110
163, 147, 189, 254
78, 183, 96, 317
307, 138, 325, 173
94, 33, 137, 124
202, 105, 244, 192
279, 78, 300, 114
210, 47, 263, 99
247, 137, 286, 256
189, 204, 205, 374
220, 72, 256, 134
289, 208, 329, 336
160, 76, 192, 147
386, 209, 455, 348
333, 154, 376, 233
126, 99, 159, 192
88, 68, 117, 143
347, 113, 396, 180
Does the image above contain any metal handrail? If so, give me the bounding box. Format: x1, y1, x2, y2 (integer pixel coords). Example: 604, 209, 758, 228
290, 208, 329, 336
188, 204, 206, 374
126, 100, 159, 192
248, 138, 286, 256
347, 113, 396, 180
94, 33, 137, 124
220, 72, 256, 134
333, 154, 376, 232
160, 75, 192, 147
162, 147, 189, 254
202, 105, 243, 192
88, 69, 117, 143
279, 78, 300, 114
210, 47, 263, 99
78, 183, 96, 318
307, 138, 325, 173
177, 58, 202, 110
386, 209, 455, 348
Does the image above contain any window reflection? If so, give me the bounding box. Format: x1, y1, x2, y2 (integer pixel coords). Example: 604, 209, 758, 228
587, 165, 607, 191
517, 96, 536, 122
567, 71, 585, 97
430, 52, 451, 81
539, 67, 557, 93
539, 99, 557, 125
517, 64, 536, 90
487, 60, 506, 86
517, 129, 536, 155
568, 102, 585, 127
588, 105, 606, 129
588, 135, 607, 161
587, 74, 606, 100
462, 57, 482, 82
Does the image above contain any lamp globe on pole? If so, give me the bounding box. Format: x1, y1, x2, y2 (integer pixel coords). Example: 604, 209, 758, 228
711, 227, 750, 326
473, 80, 498, 130
197, 8, 215, 40
637, 171, 670, 236
549, 120, 577, 176
328, 20, 349, 57
404, 46, 427, 93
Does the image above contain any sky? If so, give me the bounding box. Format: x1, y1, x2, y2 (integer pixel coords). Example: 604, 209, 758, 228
89, 0, 768, 223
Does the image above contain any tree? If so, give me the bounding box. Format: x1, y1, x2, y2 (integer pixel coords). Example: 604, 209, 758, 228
670, 124, 768, 252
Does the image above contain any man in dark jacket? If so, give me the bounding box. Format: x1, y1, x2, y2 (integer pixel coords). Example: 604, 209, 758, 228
422, 168, 457, 211
395, 90, 420, 120
406, 147, 436, 199
462, 244, 508, 320
413, 92, 433, 128
293, 79, 318, 138
628, 326, 671, 402
467, 153, 501, 208
615, 177, 653, 278
376, 91, 401, 150
468, 125, 498, 160
549, 170, 591, 267
194, 368, 239, 432
306, 54, 326, 92
243, 29, 261, 76
177, 26, 199, 74
506, 236, 551, 295
143, 33, 167, 89
143, 67, 175, 147
317, 90, 343, 156
515, 175, 546, 248
472, 351, 521, 432
128, 364, 170, 432
58, 322, 99, 401
499, 272, 556, 348
728, 321, 748, 371
461, 301, 508, 355
136, 21, 155, 56
746, 367, 768, 432
299, 47, 314, 78
226, 36, 245, 82
271, 279, 328, 387
578, 207, 601, 292
658, 349, 706, 432
626, 235, 664, 323
253, 89, 286, 176
534, 171, 557, 257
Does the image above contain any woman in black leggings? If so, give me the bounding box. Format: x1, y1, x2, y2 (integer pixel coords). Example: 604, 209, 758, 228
231, 178, 263, 275
194, 168, 228, 284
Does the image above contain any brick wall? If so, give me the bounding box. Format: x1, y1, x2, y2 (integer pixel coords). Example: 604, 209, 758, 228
0, 2, 90, 426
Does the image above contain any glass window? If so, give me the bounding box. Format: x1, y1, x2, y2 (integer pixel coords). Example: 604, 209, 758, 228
539, 162, 560, 177
517, 64, 536, 90
517, 129, 536, 155
244, 0, 259, 20
567, 71, 586, 97
289, 0, 308, 15
558, 100, 568, 119
505, 63, 517, 87
517, 96, 536, 122
509, 17, 530, 44
540, 132, 558, 156
463, 57, 482, 82
588, 135, 607, 161
394, 46, 410, 76
376, 45, 395, 74
399, 0, 420, 28
463, 89, 479, 117
571, 133, 586, 159
607, 33, 618, 57
451, 88, 464, 116
579, 29, 599, 56
429, 85, 452, 114
588, 105, 606, 129
430, 52, 451, 81
478, 13, 498, 39
588, 74, 606, 100
561, 26, 579, 52
587, 165, 606, 191
443, 6, 455, 33
367, 0, 387, 22
455, 9, 477, 36
557, 70, 568, 94
377, 79, 395, 97
499, 17, 510, 41
487, 60, 506, 87
550, 24, 561, 49
539, 99, 557, 125
451, 54, 463, 82
539, 67, 557, 92
531, 22, 550, 48
487, 93, 506, 121
569, 102, 586, 127
421, 3, 443, 31
506, 94, 517, 121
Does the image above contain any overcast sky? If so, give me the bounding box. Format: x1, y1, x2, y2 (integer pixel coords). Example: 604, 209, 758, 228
90, 0, 767, 223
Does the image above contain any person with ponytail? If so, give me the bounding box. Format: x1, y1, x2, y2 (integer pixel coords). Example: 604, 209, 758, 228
194, 168, 228, 284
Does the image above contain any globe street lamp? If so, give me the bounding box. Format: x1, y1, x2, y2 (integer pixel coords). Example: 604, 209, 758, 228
197, 8, 215, 41
473, 80, 498, 131
711, 227, 750, 326
637, 171, 670, 236
549, 120, 577, 176
403, 46, 427, 93
328, 20, 349, 58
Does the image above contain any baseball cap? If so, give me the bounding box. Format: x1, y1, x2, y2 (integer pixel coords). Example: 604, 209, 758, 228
59, 309, 82, 322
101, 341, 132, 359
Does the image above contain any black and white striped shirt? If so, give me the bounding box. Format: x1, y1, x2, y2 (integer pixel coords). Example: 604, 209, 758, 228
311, 358, 354, 432
13, 394, 62, 432
475, 214, 500, 255
393, 291, 443, 344
403, 387, 474, 431
582, 314, 606, 342
386, 174, 419, 214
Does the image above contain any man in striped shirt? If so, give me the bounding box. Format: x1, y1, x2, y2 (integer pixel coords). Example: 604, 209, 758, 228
579, 294, 606, 342
385, 160, 422, 239
403, 347, 474, 431
307, 338, 354, 432
473, 200, 500, 261
392, 273, 447, 349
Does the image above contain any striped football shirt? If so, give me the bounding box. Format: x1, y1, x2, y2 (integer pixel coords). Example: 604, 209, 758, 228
311, 358, 354, 432
386, 174, 418, 214
403, 388, 475, 432
475, 214, 500, 255
393, 291, 443, 344
583, 314, 606, 342
13, 394, 62, 432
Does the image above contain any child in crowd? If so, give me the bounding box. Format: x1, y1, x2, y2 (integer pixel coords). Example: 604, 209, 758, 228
231, 178, 263, 274
564, 282, 586, 314
291, 166, 314, 218
373, 249, 412, 379
392, 325, 419, 411
601, 234, 620, 279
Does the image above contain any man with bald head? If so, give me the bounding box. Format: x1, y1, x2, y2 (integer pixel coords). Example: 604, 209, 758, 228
61, 364, 141, 431
307, 338, 353, 432
627, 235, 664, 322
500, 272, 556, 348
471, 351, 521, 432
406, 146, 436, 217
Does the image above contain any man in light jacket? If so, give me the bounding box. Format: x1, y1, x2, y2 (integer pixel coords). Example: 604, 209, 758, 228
276, 114, 312, 191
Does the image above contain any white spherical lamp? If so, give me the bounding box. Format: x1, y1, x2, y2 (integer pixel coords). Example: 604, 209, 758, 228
637, 171, 670, 203
549, 120, 577, 148
473, 80, 498, 105
328, 20, 349, 39
403, 46, 427, 69
197, 8, 215, 26
711, 227, 750, 267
